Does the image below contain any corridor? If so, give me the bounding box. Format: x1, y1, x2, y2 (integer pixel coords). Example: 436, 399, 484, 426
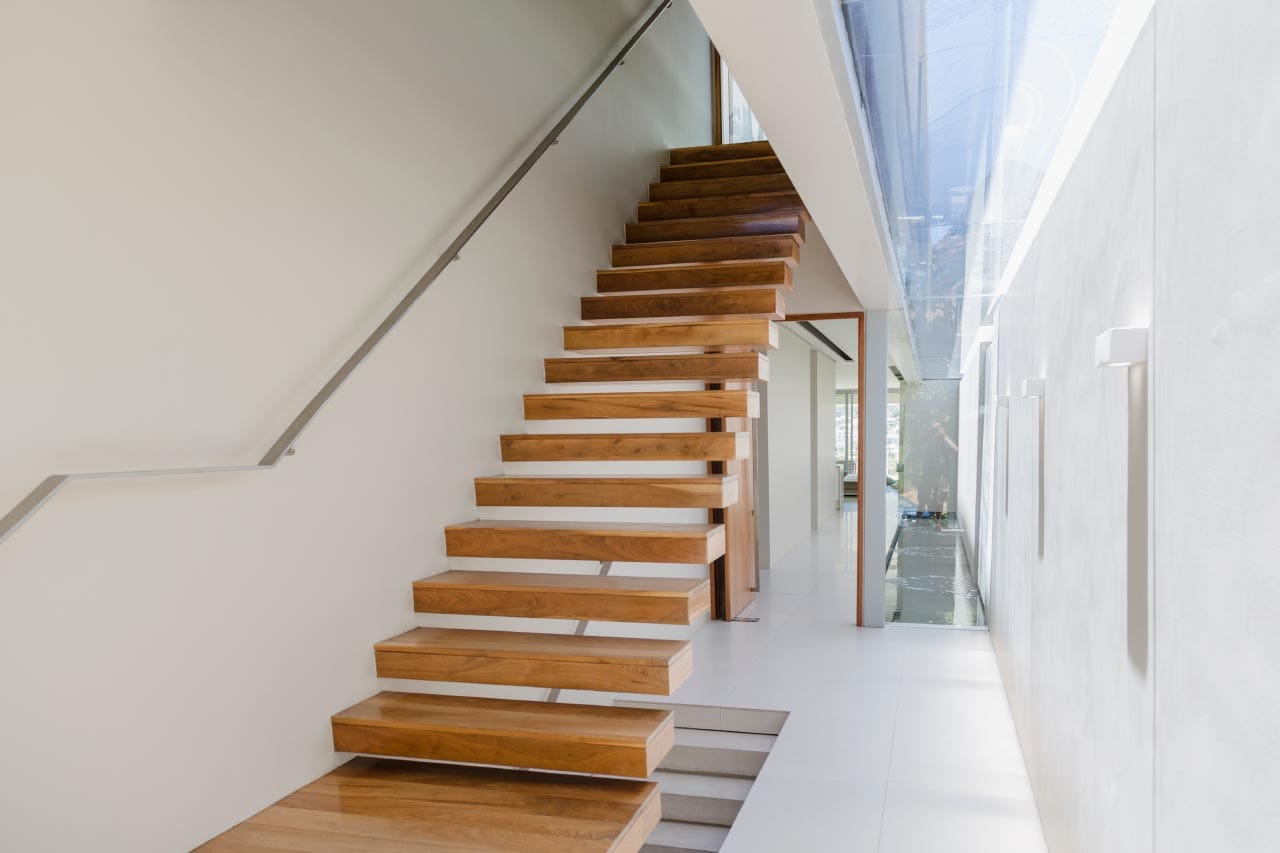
626, 508, 1046, 852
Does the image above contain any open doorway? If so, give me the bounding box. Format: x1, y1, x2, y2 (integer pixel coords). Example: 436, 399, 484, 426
755, 313, 863, 616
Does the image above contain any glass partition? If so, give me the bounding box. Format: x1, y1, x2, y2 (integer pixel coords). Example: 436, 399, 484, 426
839, 0, 1119, 378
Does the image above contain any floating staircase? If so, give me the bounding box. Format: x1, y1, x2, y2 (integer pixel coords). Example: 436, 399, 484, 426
200, 138, 807, 851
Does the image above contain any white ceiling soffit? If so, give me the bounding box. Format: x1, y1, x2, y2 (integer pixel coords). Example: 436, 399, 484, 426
688, 0, 920, 382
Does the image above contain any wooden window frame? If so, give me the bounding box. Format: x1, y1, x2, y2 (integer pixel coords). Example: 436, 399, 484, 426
710, 43, 723, 145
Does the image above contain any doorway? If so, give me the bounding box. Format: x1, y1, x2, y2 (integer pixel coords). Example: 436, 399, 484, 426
755, 314, 865, 620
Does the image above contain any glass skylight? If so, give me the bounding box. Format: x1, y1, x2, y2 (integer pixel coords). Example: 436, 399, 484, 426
840, 0, 1118, 378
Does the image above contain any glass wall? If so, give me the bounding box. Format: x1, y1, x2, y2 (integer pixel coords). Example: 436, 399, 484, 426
839, 0, 1119, 378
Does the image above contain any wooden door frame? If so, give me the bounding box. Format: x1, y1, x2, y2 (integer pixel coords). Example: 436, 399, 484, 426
710, 43, 723, 145
784, 312, 867, 626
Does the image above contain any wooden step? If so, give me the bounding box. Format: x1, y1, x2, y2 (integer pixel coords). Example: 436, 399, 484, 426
475, 475, 739, 508
626, 212, 804, 244
581, 288, 784, 322
660, 155, 784, 182
598, 259, 793, 293
523, 390, 759, 420
500, 432, 749, 462
612, 235, 800, 268
669, 140, 773, 165
414, 570, 713, 623
649, 171, 795, 201
196, 756, 661, 852
375, 626, 694, 694
331, 692, 676, 779
637, 191, 804, 222
545, 352, 769, 384
445, 519, 726, 563
564, 319, 778, 352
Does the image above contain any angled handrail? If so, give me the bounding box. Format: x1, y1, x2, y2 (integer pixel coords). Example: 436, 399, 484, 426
0, 0, 673, 548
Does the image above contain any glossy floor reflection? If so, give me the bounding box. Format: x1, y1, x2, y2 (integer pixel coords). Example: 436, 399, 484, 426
886, 515, 986, 627
626, 506, 1045, 853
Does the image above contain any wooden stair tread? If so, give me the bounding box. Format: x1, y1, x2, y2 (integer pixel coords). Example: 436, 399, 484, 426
668, 140, 773, 164
581, 288, 784, 322
475, 474, 740, 508
648, 171, 795, 201
499, 432, 749, 462
597, 260, 793, 293
416, 570, 709, 597
331, 691, 674, 779
564, 319, 778, 353
660, 155, 784, 182
544, 353, 768, 384
445, 519, 727, 564
374, 627, 694, 695
637, 191, 805, 222
626, 211, 805, 244
333, 691, 672, 747
376, 626, 691, 666
612, 234, 800, 268
415, 570, 713, 624
523, 389, 759, 420
196, 756, 660, 852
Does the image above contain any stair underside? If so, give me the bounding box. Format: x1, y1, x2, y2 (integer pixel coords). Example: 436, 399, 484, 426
499, 432, 749, 462
375, 626, 694, 694
581, 288, 784, 322
545, 353, 768, 384
445, 519, 727, 564
414, 570, 713, 623
597, 259, 793, 293
612, 235, 800, 267
564, 319, 778, 352
195, 756, 660, 853
523, 390, 759, 420
475, 474, 739, 508
331, 692, 675, 779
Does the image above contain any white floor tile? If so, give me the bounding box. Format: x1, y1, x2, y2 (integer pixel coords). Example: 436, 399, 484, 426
661, 508, 1044, 852
879, 779, 1047, 853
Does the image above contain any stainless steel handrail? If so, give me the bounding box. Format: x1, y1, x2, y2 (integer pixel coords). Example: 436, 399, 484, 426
0, 0, 673, 547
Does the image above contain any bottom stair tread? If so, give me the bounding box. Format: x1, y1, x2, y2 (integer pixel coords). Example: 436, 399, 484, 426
196, 756, 661, 853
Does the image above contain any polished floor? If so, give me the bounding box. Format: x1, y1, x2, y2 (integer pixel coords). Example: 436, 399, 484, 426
885, 514, 986, 627
630, 506, 1046, 853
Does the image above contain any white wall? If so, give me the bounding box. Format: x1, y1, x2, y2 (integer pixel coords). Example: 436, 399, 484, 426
764, 326, 813, 566
0, 2, 709, 850
1151, 3, 1280, 851
956, 366, 981, 563
811, 350, 838, 527
960, 2, 1280, 851
968, 18, 1156, 852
